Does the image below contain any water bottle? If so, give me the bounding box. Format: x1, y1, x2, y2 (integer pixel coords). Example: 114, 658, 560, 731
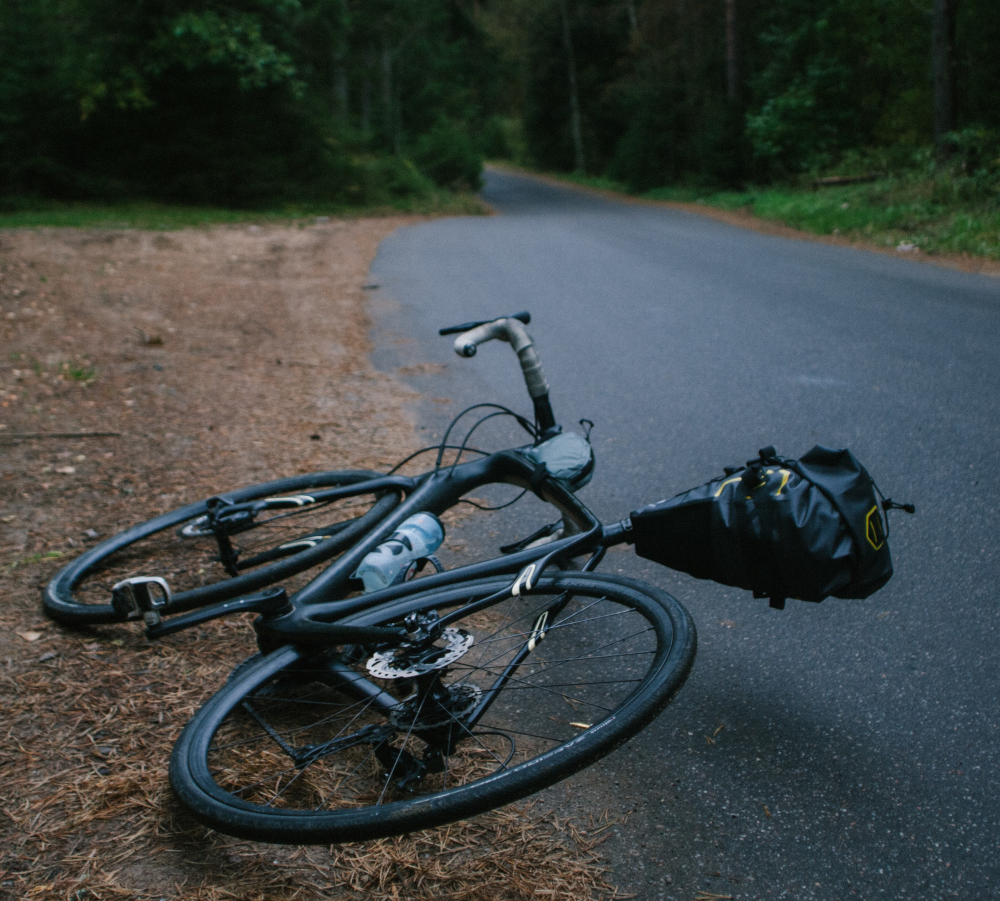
354, 512, 445, 592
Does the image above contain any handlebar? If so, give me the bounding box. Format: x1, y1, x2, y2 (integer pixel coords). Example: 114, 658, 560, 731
438, 311, 530, 336
441, 312, 558, 437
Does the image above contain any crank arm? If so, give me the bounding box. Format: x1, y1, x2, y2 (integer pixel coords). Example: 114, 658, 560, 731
144, 587, 291, 638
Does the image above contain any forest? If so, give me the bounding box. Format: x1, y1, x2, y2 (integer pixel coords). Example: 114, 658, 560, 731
0, 0, 997, 209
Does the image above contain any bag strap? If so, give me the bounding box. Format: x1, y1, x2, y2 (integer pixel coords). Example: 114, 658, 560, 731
740, 446, 866, 592
869, 477, 916, 540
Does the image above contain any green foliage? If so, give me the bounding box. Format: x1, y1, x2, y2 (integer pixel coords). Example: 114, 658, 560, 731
514, 0, 748, 189
69, 0, 307, 119
607, 0, 746, 190
744, 0, 930, 175
640, 170, 1000, 260
533, 129, 1000, 259
154, 10, 301, 91
0, 0, 81, 196
411, 120, 483, 190
0, 191, 484, 230
4, 0, 1000, 232
555, 171, 628, 192
489, 0, 1000, 206
60, 360, 98, 383
7, 550, 64, 571
956, 0, 1000, 131
521, 0, 632, 175
939, 128, 1000, 184
479, 116, 528, 164
0, 0, 495, 207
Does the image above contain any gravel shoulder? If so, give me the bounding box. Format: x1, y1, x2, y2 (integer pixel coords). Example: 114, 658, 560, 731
0, 219, 617, 900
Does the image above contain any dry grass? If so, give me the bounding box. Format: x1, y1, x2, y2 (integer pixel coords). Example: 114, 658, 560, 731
0, 220, 621, 901
1, 616, 620, 900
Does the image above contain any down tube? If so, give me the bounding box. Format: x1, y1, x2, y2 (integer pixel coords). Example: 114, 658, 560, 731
288, 451, 595, 615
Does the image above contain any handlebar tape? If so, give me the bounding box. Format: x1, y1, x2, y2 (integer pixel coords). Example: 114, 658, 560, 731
452, 317, 550, 401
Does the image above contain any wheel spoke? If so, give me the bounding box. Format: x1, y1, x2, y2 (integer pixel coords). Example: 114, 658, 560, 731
178, 573, 694, 844
377, 691, 430, 806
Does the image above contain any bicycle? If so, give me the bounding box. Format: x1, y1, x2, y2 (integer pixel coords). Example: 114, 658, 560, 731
45, 313, 698, 845
44, 312, 588, 630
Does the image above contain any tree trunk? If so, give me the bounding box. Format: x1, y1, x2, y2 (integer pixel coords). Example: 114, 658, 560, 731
361, 48, 374, 133
381, 38, 393, 142
558, 0, 586, 173
625, 0, 638, 34
725, 0, 739, 102
333, 51, 348, 124
391, 48, 402, 156
932, 0, 958, 151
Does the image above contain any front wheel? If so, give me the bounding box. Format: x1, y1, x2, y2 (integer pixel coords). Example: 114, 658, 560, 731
44, 470, 400, 625
169, 572, 697, 844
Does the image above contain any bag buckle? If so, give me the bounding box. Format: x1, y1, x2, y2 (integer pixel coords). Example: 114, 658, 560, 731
111, 576, 172, 625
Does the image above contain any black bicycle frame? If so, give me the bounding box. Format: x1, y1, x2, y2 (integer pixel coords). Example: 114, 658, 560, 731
250, 448, 616, 647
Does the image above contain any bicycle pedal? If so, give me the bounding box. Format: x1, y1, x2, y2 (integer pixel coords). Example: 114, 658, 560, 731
111, 576, 172, 621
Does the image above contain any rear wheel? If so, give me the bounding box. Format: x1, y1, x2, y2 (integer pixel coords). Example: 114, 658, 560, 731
44, 470, 401, 625
169, 572, 697, 844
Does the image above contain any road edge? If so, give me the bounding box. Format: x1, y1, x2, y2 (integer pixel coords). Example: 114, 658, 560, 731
486, 162, 1000, 281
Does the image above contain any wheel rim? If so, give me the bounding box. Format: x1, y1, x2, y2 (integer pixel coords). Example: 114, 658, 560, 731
178, 575, 692, 841
45, 472, 397, 621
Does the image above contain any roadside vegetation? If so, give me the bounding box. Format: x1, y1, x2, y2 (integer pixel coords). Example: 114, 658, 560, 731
0, 191, 486, 231
3, 2, 997, 258
481, 0, 999, 261
548, 132, 1000, 260
0, 1, 489, 212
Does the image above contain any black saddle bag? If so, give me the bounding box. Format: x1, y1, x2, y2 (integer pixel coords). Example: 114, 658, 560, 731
629, 446, 901, 607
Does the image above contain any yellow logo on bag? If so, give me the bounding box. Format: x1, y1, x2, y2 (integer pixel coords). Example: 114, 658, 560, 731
713, 468, 792, 500
866, 505, 886, 550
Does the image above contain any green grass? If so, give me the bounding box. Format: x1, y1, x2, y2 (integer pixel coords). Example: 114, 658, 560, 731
7, 550, 64, 570
644, 182, 1000, 260
0, 190, 486, 231
536, 167, 1000, 261
7, 353, 98, 383
59, 360, 97, 383
557, 171, 632, 194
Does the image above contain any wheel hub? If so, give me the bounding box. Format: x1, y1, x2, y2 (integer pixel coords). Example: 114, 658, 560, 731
390, 683, 482, 730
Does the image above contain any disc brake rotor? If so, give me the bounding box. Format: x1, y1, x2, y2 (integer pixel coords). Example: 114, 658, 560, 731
367, 628, 474, 680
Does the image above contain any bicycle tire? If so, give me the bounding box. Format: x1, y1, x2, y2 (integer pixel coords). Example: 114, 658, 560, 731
169, 571, 696, 844
44, 470, 400, 626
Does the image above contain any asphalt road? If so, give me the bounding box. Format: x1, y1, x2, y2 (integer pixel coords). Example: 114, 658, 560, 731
367, 169, 1000, 900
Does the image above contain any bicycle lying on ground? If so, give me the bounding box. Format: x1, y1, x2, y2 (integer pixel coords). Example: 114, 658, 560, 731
43, 313, 698, 844
44, 312, 900, 846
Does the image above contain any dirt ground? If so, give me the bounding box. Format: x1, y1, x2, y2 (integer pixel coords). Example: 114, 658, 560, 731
0, 221, 619, 900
